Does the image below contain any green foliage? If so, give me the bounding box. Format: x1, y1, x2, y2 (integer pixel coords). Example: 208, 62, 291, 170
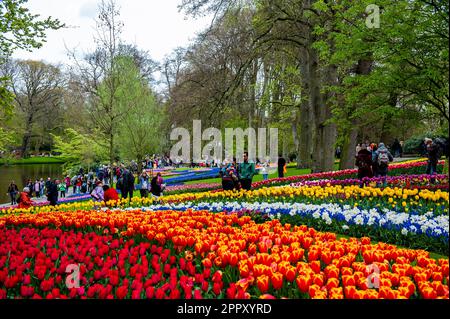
51, 129, 108, 172
115, 56, 166, 163
0, 126, 14, 152
0, 0, 64, 113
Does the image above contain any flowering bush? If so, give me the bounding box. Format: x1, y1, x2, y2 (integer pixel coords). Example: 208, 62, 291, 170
0, 209, 448, 299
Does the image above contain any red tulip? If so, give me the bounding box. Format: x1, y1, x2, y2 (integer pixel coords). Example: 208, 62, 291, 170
194, 289, 203, 300
213, 282, 222, 295
257, 275, 270, 294
202, 258, 212, 268
145, 287, 155, 299
296, 275, 312, 293
212, 270, 223, 283
285, 267, 297, 282
116, 286, 128, 299
226, 284, 237, 299
271, 272, 284, 290
310, 261, 321, 274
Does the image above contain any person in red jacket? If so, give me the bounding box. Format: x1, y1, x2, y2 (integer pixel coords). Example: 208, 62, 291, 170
103, 185, 119, 205
17, 187, 33, 209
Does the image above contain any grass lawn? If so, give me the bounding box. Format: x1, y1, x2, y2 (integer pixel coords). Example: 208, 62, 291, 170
0, 156, 67, 165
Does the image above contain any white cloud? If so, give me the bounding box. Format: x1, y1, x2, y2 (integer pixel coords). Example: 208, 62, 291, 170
13, 0, 213, 65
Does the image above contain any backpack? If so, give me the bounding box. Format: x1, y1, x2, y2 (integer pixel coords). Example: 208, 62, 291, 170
378, 151, 390, 167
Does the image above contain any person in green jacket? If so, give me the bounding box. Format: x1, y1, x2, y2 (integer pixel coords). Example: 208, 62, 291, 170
238, 152, 256, 191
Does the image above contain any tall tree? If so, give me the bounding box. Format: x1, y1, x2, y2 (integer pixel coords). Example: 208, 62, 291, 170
5, 59, 64, 157
1, 0, 63, 149
116, 57, 165, 170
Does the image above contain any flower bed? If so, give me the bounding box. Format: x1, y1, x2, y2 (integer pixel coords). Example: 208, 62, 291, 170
163, 160, 445, 195
140, 202, 448, 254
156, 185, 449, 216
290, 174, 449, 190
252, 160, 445, 189
0, 209, 448, 299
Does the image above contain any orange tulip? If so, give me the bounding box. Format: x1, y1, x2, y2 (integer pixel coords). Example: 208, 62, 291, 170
325, 265, 339, 279
257, 275, 270, 294
214, 257, 223, 267
342, 275, 356, 287
420, 287, 437, 299
308, 284, 321, 298
291, 249, 304, 263
341, 267, 353, 276
326, 278, 340, 291
296, 275, 312, 293
344, 286, 357, 299
259, 294, 276, 300
239, 264, 250, 278
312, 274, 324, 287
301, 237, 313, 249
432, 272, 443, 282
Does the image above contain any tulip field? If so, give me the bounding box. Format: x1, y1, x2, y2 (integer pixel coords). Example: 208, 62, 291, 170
0, 159, 449, 299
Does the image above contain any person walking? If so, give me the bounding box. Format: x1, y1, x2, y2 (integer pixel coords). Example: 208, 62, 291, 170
138, 171, 150, 198
46, 180, 59, 206
261, 161, 269, 181
391, 138, 402, 158
7, 181, 19, 206
121, 168, 135, 200
75, 177, 82, 194
238, 152, 256, 191
64, 176, 71, 194
425, 138, 439, 183
33, 179, 41, 198
58, 181, 66, 198
150, 173, 164, 198
39, 178, 45, 198
17, 187, 33, 209
26, 179, 33, 197
370, 143, 379, 179
355, 143, 373, 186
374, 143, 394, 187
277, 155, 287, 178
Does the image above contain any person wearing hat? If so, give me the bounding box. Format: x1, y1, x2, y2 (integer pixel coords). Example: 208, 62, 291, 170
18, 187, 33, 209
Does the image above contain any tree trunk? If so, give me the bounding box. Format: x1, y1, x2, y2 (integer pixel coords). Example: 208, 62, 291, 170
320, 65, 338, 172
298, 48, 313, 169
340, 126, 358, 170
21, 113, 34, 158
309, 48, 323, 173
